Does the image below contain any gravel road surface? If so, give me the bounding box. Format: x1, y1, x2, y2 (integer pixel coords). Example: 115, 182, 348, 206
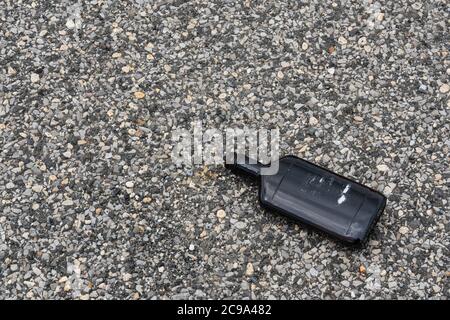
0, 0, 448, 299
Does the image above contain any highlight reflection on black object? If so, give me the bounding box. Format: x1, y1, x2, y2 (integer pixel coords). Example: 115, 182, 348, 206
226, 154, 386, 244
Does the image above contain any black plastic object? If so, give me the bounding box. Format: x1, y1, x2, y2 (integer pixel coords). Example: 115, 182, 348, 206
226, 154, 386, 244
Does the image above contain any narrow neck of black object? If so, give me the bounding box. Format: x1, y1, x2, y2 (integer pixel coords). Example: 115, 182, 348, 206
225, 154, 264, 178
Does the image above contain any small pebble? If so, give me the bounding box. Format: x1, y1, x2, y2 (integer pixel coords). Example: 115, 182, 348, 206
0, 1, 447, 301
439, 84, 449, 94
358, 37, 367, 46
245, 263, 254, 276
66, 19, 76, 29
338, 36, 347, 45
235, 221, 246, 229
377, 164, 389, 172
30, 73, 40, 83
143, 197, 152, 204
125, 181, 134, 188
62, 199, 74, 206
8, 66, 16, 76
309, 116, 319, 126
134, 91, 145, 99
217, 209, 226, 219
32, 185, 43, 193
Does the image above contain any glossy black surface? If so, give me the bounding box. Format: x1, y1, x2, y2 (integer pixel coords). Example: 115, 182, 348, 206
227, 155, 386, 244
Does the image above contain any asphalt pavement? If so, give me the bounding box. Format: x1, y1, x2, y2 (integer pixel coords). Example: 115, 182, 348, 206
0, 0, 448, 299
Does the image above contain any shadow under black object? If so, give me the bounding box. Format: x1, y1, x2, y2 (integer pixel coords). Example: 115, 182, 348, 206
226, 154, 387, 246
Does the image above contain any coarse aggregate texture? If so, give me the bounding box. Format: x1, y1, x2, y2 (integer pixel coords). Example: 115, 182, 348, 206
0, 0, 449, 299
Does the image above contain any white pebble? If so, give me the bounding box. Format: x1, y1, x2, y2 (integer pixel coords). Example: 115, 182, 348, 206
8, 66, 16, 76
376, 164, 389, 172
125, 181, 135, 188
245, 263, 254, 276
338, 36, 347, 45
412, 2, 422, 10
66, 19, 76, 29
30, 73, 40, 83
32, 185, 43, 193
122, 273, 132, 281
66, 19, 75, 29
62, 199, 74, 206
216, 209, 226, 219
358, 37, 367, 46
309, 116, 319, 126
439, 83, 449, 94
384, 185, 393, 196
235, 221, 246, 229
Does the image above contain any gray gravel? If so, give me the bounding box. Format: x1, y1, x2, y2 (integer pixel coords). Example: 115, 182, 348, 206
0, 0, 449, 299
